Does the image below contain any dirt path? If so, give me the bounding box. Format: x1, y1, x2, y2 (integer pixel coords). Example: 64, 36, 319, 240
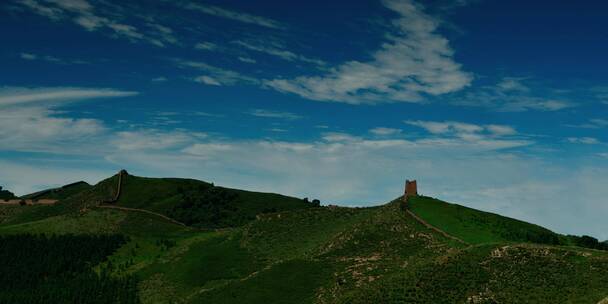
405, 209, 467, 245
403, 195, 468, 245
97, 205, 188, 227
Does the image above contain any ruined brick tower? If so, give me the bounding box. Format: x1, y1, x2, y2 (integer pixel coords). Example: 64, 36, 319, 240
405, 180, 418, 197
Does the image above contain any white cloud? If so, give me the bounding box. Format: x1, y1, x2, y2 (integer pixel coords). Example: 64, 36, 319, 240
18, 0, 64, 20
20, 53, 39, 60
370, 127, 402, 136
405, 120, 498, 135
0, 86, 137, 153
501, 99, 574, 112
194, 42, 218, 51
496, 77, 529, 92
176, 59, 259, 86
0, 106, 106, 153
566, 137, 600, 145
194, 76, 222, 86
486, 124, 517, 136
151, 76, 168, 82
453, 77, 577, 112
20, 52, 87, 64
185, 3, 284, 29
0, 87, 138, 107
404, 120, 528, 149
17, 0, 175, 46
238, 57, 256, 64
567, 118, 608, 129
112, 130, 204, 151
234, 40, 324, 66
265, 0, 471, 104
248, 109, 302, 120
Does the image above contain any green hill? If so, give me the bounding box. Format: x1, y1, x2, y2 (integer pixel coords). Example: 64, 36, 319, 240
22, 181, 92, 201
0, 174, 607, 303
0, 187, 16, 200
408, 195, 560, 245
111, 173, 315, 228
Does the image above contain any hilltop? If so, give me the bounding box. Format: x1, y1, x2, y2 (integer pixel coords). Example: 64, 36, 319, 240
0, 187, 16, 200
0, 172, 606, 303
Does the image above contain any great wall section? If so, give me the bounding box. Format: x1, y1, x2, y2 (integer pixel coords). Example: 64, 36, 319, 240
402, 180, 467, 245
96, 170, 188, 227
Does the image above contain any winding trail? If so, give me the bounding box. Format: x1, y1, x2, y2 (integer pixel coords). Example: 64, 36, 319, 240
96, 169, 188, 227
97, 205, 187, 227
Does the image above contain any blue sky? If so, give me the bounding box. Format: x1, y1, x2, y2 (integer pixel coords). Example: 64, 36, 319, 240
1, 0, 607, 239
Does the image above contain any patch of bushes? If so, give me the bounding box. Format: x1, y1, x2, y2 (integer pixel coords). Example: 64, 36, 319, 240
568, 235, 608, 251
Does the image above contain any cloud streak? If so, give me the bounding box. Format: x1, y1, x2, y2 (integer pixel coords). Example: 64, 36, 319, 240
452, 77, 577, 112
16, 0, 177, 47
248, 109, 302, 120
0, 87, 138, 107
185, 3, 284, 29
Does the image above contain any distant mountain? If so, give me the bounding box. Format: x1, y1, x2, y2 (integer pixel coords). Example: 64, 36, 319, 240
0, 172, 606, 303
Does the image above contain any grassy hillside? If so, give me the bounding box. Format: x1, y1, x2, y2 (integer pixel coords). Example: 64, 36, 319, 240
408, 195, 561, 245
0, 175, 607, 303
114, 174, 314, 228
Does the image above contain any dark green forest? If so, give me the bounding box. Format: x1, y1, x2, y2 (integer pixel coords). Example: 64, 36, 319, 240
0, 234, 138, 304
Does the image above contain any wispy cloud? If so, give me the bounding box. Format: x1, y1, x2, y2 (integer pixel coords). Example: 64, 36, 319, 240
234, 40, 324, 66
566, 118, 608, 129
266, 0, 472, 104
0, 87, 138, 107
566, 137, 600, 145
248, 109, 302, 120
452, 77, 577, 112
238, 57, 256, 64
175, 59, 259, 86
111, 130, 205, 151
20, 52, 88, 64
184, 3, 284, 29
370, 127, 402, 136
16, 0, 177, 47
405, 120, 527, 149
151, 76, 168, 82
194, 42, 218, 51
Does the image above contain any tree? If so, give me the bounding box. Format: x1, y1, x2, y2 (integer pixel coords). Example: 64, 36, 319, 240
312, 199, 321, 207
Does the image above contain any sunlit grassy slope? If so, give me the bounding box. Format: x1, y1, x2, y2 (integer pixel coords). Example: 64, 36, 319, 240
1, 174, 607, 303
408, 195, 561, 245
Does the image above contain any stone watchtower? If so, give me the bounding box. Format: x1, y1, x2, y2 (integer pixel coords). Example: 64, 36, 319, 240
405, 180, 418, 197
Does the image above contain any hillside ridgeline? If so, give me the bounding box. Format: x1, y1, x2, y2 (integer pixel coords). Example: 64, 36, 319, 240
0, 173, 606, 303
